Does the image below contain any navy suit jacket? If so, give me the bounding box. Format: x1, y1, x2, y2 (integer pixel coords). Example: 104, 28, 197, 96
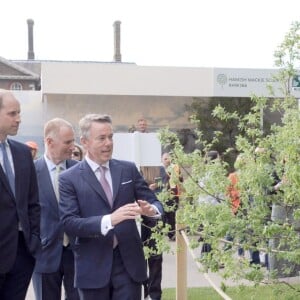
0, 139, 40, 273
34, 157, 77, 273
59, 159, 163, 289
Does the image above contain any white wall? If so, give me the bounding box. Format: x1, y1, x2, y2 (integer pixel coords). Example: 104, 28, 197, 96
41, 62, 213, 96
113, 132, 161, 167
41, 62, 300, 98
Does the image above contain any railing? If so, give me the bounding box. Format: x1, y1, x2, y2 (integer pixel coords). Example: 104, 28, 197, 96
175, 224, 232, 300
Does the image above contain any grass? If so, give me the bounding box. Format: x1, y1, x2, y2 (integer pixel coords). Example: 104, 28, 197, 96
162, 284, 300, 300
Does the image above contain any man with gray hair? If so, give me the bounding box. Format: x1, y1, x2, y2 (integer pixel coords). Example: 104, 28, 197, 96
32, 118, 79, 300
0, 89, 40, 300
59, 113, 163, 300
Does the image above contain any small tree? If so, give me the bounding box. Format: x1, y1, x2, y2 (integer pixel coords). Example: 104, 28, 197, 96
155, 21, 300, 294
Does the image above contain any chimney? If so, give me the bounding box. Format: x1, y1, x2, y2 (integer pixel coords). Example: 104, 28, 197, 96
113, 20, 121, 62
27, 19, 35, 60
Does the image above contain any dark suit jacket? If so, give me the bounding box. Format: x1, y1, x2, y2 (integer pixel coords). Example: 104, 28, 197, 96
34, 157, 77, 273
0, 139, 40, 273
59, 159, 163, 289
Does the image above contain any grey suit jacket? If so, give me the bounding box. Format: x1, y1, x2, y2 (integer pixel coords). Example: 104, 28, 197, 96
34, 157, 77, 273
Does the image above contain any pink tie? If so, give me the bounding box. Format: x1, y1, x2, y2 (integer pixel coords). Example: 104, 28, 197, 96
99, 166, 113, 207
99, 165, 117, 248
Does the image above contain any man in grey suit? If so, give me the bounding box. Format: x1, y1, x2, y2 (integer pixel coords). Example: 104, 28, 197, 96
59, 114, 163, 300
0, 89, 40, 300
32, 118, 79, 300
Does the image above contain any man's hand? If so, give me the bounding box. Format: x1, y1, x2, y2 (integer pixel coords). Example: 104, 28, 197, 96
111, 202, 141, 226
137, 199, 157, 217
149, 183, 157, 191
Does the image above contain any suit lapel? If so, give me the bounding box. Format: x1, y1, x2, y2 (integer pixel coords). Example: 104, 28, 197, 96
109, 160, 122, 205
0, 163, 13, 198
80, 161, 110, 206
6, 140, 19, 201
35, 158, 58, 210
66, 159, 77, 169
35, 158, 78, 210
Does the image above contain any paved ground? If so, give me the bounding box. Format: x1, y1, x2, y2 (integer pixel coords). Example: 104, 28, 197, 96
26, 239, 299, 299
162, 239, 249, 289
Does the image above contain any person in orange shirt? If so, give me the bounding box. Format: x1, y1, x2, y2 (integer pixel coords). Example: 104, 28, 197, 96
225, 154, 244, 258
227, 153, 247, 214
227, 170, 241, 215
25, 140, 39, 160
226, 154, 260, 264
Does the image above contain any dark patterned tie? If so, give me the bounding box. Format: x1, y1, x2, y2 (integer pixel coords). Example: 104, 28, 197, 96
1, 142, 15, 196
99, 165, 113, 207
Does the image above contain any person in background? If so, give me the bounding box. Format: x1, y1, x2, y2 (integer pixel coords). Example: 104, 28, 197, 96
72, 143, 83, 161
59, 114, 163, 300
128, 124, 137, 133
198, 150, 221, 206
140, 167, 164, 300
137, 117, 148, 133
227, 154, 260, 265
198, 150, 222, 254
0, 89, 40, 300
32, 118, 79, 300
141, 215, 163, 300
156, 152, 182, 241
226, 154, 245, 259
25, 140, 39, 160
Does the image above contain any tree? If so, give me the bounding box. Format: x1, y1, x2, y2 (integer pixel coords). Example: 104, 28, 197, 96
185, 97, 253, 170
154, 21, 300, 294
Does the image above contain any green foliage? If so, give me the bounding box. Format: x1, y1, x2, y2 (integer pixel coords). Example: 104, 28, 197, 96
149, 21, 300, 299
162, 284, 300, 300
186, 97, 254, 170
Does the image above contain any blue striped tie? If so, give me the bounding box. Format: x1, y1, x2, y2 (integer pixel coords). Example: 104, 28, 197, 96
1, 142, 15, 196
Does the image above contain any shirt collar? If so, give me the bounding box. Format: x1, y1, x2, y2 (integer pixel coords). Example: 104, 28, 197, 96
85, 155, 110, 173
44, 154, 66, 172
1, 140, 9, 146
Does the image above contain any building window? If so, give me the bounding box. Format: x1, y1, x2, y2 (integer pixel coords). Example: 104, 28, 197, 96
10, 82, 23, 90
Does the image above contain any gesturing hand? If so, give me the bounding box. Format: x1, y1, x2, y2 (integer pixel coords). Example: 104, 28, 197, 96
137, 200, 157, 217
111, 202, 141, 226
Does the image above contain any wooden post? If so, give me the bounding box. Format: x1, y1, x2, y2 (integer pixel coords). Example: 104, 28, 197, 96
176, 224, 187, 300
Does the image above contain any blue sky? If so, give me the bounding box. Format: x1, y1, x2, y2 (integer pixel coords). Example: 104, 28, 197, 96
1, 0, 300, 68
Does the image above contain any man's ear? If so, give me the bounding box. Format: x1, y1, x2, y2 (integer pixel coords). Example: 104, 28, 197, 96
45, 136, 53, 147
80, 136, 86, 148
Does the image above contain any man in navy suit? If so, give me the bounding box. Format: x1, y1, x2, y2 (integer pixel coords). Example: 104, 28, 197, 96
0, 89, 40, 300
59, 114, 163, 300
32, 118, 80, 300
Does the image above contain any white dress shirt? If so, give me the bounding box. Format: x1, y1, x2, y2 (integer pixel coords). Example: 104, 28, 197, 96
85, 156, 114, 236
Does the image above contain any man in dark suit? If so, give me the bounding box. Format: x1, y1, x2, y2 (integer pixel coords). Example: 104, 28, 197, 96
32, 118, 79, 300
0, 89, 40, 300
59, 114, 163, 300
